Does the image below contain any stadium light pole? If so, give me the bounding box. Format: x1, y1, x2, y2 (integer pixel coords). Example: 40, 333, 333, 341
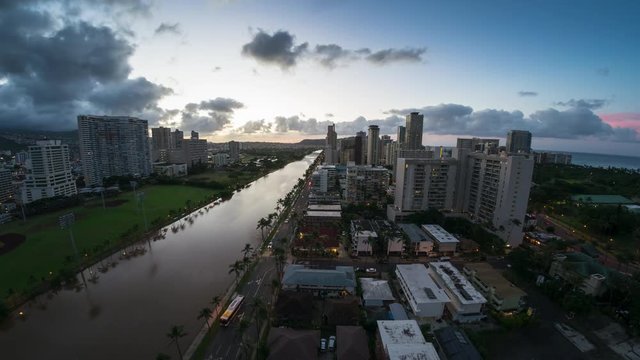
59, 212, 87, 286
137, 191, 149, 232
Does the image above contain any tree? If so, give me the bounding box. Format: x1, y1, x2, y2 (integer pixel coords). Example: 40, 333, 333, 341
211, 295, 222, 315
257, 217, 270, 242
229, 260, 245, 284
166, 325, 187, 360
198, 307, 213, 331
251, 297, 267, 336
274, 248, 287, 279
241, 243, 253, 260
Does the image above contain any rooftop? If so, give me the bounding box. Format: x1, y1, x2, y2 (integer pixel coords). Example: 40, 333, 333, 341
387, 343, 441, 360
429, 262, 486, 305
399, 223, 431, 243
396, 264, 450, 304
352, 219, 375, 232
360, 278, 395, 302
307, 204, 342, 212
305, 210, 342, 218
267, 328, 320, 360
336, 326, 370, 360
422, 224, 460, 244
389, 303, 409, 320
377, 320, 427, 346
571, 194, 634, 205
464, 263, 526, 299
282, 265, 356, 289
434, 327, 482, 360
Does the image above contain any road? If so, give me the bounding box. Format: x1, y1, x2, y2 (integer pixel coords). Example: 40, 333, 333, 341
203, 162, 317, 360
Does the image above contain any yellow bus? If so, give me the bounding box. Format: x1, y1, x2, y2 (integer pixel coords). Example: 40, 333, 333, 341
220, 294, 245, 326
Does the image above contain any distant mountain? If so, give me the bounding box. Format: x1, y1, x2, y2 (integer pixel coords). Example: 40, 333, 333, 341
0, 135, 27, 153
296, 139, 325, 146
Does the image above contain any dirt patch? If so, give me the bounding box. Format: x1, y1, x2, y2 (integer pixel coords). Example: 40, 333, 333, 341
0, 233, 26, 255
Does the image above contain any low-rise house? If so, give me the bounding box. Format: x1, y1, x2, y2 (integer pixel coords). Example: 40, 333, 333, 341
463, 262, 526, 312
549, 253, 608, 296
351, 219, 376, 256
267, 328, 320, 360
282, 265, 356, 296
294, 226, 340, 254
434, 327, 482, 360
337, 326, 370, 360
428, 262, 486, 323
388, 303, 409, 320
398, 223, 433, 256
304, 210, 341, 226
377, 320, 440, 360
422, 224, 459, 255
360, 278, 395, 307
395, 264, 449, 318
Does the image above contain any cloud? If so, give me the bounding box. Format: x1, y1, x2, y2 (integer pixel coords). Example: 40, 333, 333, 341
518, 91, 538, 97
241, 30, 308, 69
313, 44, 353, 68
554, 98, 608, 110
325, 113, 334, 118
179, 98, 244, 134
242, 29, 425, 69
365, 48, 426, 65
0, 2, 175, 130
236, 119, 272, 134
154, 22, 181, 35
596, 67, 610, 76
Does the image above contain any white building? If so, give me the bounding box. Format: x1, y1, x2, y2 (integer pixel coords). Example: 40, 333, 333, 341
428, 262, 486, 323
377, 320, 440, 360
463, 262, 527, 312
398, 223, 433, 256
360, 278, 395, 307
351, 219, 376, 256
422, 224, 459, 255
389, 157, 458, 221
395, 264, 449, 318
21, 140, 77, 204
78, 115, 152, 186
153, 163, 187, 177
212, 153, 229, 167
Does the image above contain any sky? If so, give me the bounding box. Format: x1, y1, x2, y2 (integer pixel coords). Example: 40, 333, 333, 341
0, 0, 639, 155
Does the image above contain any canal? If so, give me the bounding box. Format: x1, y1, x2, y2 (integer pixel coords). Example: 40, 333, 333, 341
0, 152, 317, 360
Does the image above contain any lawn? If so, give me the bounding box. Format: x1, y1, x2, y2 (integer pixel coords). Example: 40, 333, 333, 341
0, 185, 217, 301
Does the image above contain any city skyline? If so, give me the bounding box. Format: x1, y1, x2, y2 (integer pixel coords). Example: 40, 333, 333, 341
0, 0, 639, 156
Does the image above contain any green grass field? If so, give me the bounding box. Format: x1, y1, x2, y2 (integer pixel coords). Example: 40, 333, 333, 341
0, 185, 217, 299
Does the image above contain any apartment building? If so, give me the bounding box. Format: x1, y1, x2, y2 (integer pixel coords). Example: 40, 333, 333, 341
21, 140, 77, 203
377, 320, 440, 360
345, 165, 389, 207
397, 223, 433, 256
78, 115, 151, 186
367, 125, 380, 165
0, 169, 13, 203
405, 112, 424, 150
506, 130, 532, 154
463, 262, 526, 312
428, 262, 486, 323
421, 224, 459, 255
351, 219, 376, 256
395, 264, 449, 318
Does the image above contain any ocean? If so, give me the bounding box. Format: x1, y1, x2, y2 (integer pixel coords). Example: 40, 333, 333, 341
569, 152, 640, 170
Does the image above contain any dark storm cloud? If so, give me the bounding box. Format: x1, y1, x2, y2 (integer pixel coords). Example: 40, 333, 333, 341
365, 48, 426, 65
554, 98, 607, 110
179, 98, 244, 134
0, 1, 173, 130
154, 22, 181, 35
241, 30, 309, 69
518, 91, 538, 97
242, 30, 426, 69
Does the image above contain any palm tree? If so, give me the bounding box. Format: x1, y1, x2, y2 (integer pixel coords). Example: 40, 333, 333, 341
228, 260, 245, 284
241, 243, 253, 260
274, 248, 286, 279
211, 295, 222, 315
257, 217, 270, 242
166, 325, 187, 360
197, 307, 213, 331
251, 297, 267, 335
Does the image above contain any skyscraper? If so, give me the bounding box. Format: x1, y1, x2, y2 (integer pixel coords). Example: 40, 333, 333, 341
0, 169, 12, 203
21, 140, 77, 203
367, 125, 380, 165
506, 130, 532, 154
393, 157, 458, 214
228, 140, 240, 162
405, 112, 424, 150
355, 131, 366, 165
78, 115, 152, 186
325, 124, 338, 164
397, 126, 406, 146
151, 126, 172, 150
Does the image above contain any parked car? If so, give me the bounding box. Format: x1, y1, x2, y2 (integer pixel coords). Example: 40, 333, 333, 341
267, 242, 273, 250
328, 336, 336, 351
320, 338, 327, 352
366, 267, 377, 273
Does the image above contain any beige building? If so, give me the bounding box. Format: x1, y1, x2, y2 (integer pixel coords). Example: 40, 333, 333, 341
463, 262, 526, 312
21, 140, 77, 203
345, 165, 389, 207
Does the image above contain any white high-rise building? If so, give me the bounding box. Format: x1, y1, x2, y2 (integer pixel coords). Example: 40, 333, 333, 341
366, 125, 380, 165
389, 158, 458, 221
21, 140, 77, 203
78, 115, 152, 186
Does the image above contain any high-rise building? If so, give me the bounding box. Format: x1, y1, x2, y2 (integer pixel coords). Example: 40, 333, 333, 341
405, 112, 424, 150
325, 124, 338, 164
389, 157, 458, 220
456, 137, 500, 153
354, 131, 366, 165
506, 130, 532, 154
151, 126, 172, 150
367, 125, 380, 165
345, 165, 389, 207
228, 140, 240, 162
21, 140, 77, 203
172, 129, 184, 149
397, 126, 406, 146
533, 151, 572, 165
169, 138, 208, 167
191, 130, 199, 140
0, 169, 12, 203
78, 115, 152, 186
